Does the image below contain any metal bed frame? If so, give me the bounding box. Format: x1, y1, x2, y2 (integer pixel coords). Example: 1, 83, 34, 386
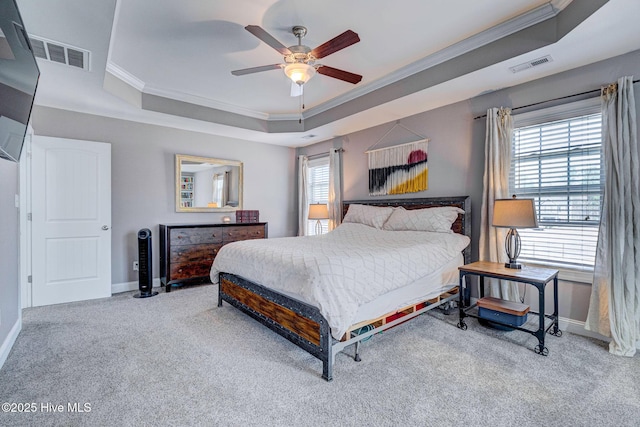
218, 196, 471, 381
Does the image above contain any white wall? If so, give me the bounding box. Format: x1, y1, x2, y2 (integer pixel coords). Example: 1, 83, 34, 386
30, 107, 297, 285
299, 49, 640, 328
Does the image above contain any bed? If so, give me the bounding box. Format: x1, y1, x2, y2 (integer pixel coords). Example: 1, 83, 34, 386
211, 196, 471, 381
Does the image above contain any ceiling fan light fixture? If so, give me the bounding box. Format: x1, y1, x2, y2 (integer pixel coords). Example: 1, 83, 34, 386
284, 63, 315, 85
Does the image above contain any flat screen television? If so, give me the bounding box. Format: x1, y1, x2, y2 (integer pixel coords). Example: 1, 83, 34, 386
0, 0, 39, 162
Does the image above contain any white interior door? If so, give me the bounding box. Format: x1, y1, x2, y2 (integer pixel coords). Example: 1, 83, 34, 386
31, 136, 111, 306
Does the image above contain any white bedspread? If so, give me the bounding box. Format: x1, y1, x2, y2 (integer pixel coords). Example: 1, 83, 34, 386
211, 222, 470, 339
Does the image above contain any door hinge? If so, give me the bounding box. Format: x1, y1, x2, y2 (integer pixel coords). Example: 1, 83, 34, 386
27, 213, 32, 221
27, 275, 32, 283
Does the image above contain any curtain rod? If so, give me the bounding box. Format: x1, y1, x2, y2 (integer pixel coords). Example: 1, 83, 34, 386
473, 79, 640, 120
306, 148, 344, 160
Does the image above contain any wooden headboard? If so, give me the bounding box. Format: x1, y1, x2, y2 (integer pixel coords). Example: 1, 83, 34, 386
342, 196, 471, 263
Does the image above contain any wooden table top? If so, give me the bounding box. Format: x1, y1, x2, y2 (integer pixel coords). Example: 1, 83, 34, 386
459, 261, 559, 284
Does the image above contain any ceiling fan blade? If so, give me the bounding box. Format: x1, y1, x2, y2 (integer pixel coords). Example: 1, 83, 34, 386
317, 65, 362, 84
231, 64, 283, 76
290, 82, 303, 97
245, 25, 291, 55
310, 30, 360, 59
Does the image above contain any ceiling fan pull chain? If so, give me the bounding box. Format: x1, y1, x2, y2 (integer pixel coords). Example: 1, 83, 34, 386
299, 91, 303, 124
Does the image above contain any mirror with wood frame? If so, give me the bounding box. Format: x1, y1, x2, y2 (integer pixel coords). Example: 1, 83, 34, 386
175, 154, 243, 212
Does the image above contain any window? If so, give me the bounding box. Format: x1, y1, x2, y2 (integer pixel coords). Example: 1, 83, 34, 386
212, 173, 225, 207
511, 102, 602, 271
307, 157, 329, 235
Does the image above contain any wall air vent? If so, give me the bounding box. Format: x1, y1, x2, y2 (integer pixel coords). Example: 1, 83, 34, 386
509, 55, 553, 73
28, 35, 90, 71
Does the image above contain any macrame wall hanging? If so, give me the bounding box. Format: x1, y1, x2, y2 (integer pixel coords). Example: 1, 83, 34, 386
366, 122, 429, 196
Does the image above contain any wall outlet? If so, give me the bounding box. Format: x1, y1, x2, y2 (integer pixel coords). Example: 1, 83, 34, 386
133, 261, 139, 271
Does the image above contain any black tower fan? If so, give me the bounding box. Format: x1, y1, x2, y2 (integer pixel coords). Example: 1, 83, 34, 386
134, 228, 158, 298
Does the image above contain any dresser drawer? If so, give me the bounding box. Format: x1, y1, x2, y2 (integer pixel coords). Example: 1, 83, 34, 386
169, 243, 222, 263
170, 227, 223, 246
223, 225, 265, 242
170, 260, 214, 281
169, 244, 220, 280
160, 222, 267, 291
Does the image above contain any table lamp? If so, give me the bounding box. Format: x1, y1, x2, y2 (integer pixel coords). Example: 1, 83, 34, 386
308, 203, 329, 235
492, 196, 538, 269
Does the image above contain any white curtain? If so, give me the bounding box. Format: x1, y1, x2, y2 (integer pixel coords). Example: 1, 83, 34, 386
585, 76, 640, 356
222, 171, 229, 207
328, 148, 342, 231
479, 107, 520, 301
212, 174, 220, 206
211, 172, 228, 207
298, 155, 309, 236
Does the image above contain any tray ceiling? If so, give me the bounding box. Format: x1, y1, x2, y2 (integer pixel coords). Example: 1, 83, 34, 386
17, 0, 640, 146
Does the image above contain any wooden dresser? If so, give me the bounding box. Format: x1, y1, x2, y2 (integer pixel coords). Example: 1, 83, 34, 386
159, 222, 267, 292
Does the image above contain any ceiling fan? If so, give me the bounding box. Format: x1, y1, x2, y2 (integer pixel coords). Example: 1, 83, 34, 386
231, 25, 362, 96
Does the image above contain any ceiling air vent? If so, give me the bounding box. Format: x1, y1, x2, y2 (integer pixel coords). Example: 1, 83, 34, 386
28, 35, 90, 71
509, 55, 553, 73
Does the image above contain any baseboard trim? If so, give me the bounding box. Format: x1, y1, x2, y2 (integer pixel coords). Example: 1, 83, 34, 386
112, 278, 162, 294
0, 316, 22, 371
558, 316, 609, 342
466, 297, 609, 342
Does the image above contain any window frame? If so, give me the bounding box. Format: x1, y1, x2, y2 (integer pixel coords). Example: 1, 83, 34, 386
307, 156, 330, 236
511, 97, 601, 284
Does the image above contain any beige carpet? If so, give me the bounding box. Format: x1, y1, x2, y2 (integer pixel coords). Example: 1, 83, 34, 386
1, 284, 639, 426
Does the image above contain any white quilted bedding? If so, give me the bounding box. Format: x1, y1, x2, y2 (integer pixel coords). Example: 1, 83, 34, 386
211, 222, 470, 339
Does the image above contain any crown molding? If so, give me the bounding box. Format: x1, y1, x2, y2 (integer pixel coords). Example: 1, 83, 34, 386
105, 62, 145, 91
268, 113, 304, 121
304, 2, 559, 118
105, 2, 562, 123
142, 84, 271, 120
550, 0, 574, 12
105, 61, 271, 120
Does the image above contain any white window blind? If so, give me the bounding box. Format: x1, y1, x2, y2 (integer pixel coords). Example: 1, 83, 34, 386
511, 112, 603, 269
307, 158, 329, 235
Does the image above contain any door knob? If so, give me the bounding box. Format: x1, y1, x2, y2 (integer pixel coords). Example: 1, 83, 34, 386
102, 225, 110, 230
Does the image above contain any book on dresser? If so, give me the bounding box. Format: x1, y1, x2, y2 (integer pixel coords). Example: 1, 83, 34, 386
159, 222, 267, 292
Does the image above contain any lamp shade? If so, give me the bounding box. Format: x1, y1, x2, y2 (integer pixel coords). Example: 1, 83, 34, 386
492, 198, 538, 228
308, 203, 329, 220
284, 63, 316, 85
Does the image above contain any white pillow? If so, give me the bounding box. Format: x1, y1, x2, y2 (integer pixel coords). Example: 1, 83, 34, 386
382, 206, 464, 233
343, 204, 394, 229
